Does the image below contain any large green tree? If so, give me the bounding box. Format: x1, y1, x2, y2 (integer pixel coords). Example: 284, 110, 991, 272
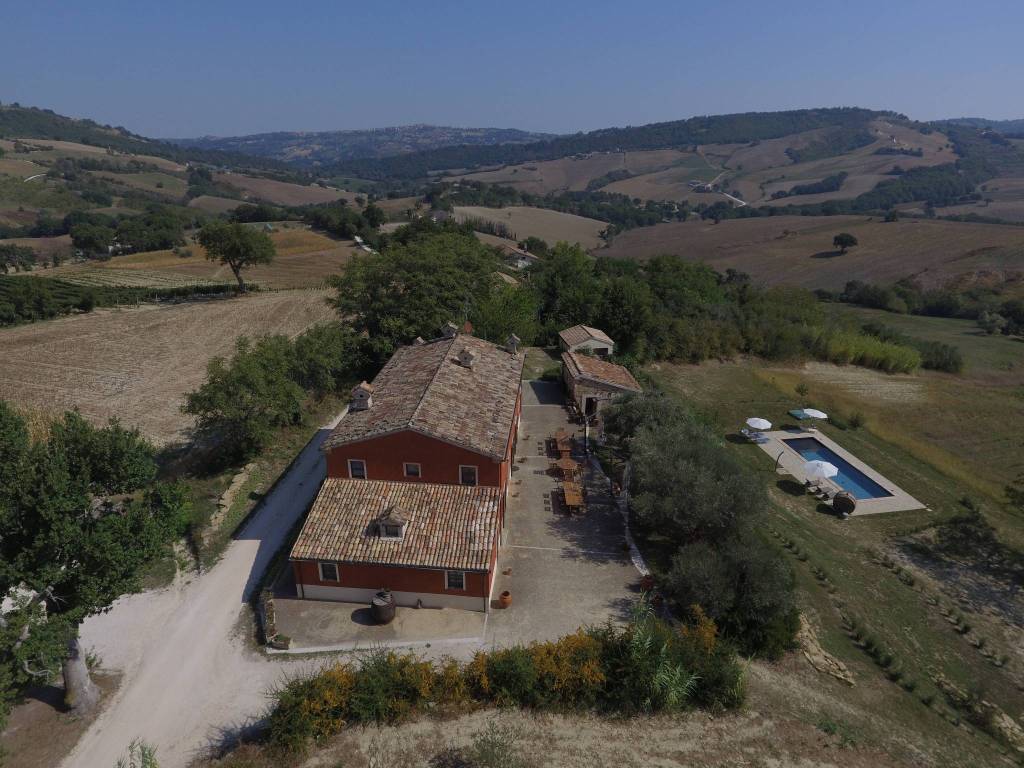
525, 242, 599, 339
329, 227, 500, 356
0, 404, 188, 716
183, 335, 305, 461
197, 221, 275, 291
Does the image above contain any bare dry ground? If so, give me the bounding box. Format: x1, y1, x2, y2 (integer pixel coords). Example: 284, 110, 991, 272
374, 194, 421, 220
0, 234, 72, 260
93, 169, 188, 198
0, 291, 335, 444
213, 172, 347, 206
187, 195, 243, 214
454, 205, 606, 248
597, 215, 1024, 290
5, 138, 186, 172
453, 150, 695, 194
43, 227, 356, 289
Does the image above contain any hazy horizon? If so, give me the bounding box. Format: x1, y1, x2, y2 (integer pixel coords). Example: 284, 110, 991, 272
3, 1, 1023, 138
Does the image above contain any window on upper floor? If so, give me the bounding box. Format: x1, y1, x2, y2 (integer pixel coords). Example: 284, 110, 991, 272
404, 462, 421, 478
459, 465, 478, 486
348, 459, 367, 479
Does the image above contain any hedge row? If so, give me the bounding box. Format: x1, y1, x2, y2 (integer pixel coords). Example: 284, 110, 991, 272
266, 602, 744, 754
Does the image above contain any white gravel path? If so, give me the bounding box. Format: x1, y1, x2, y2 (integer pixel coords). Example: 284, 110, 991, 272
63, 415, 344, 768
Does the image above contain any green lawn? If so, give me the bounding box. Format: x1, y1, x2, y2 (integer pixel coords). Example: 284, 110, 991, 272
648, 359, 1022, 765
832, 304, 1023, 380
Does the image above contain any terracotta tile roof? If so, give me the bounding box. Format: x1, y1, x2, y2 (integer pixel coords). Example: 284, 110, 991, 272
558, 325, 615, 348
562, 350, 641, 392
290, 478, 500, 571
322, 334, 525, 459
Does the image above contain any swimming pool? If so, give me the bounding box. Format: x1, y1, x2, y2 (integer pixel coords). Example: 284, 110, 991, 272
783, 437, 893, 500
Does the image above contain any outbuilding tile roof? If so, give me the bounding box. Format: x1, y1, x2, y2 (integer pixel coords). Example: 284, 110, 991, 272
558, 325, 614, 348
322, 334, 524, 459
290, 479, 500, 571
562, 350, 642, 392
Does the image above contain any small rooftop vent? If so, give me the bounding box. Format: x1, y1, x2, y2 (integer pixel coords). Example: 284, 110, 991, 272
413, 336, 426, 345
455, 346, 478, 369
350, 381, 374, 411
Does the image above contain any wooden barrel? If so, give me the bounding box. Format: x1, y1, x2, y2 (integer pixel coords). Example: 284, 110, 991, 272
371, 590, 396, 624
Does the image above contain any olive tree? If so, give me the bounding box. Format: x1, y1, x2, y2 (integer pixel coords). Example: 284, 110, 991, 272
197, 220, 275, 292
0, 404, 187, 715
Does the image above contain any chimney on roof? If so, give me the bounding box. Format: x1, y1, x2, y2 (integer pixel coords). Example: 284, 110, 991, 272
455, 346, 477, 369
350, 381, 374, 411
505, 333, 521, 356
441, 321, 459, 339
462, 320, 474, 335
413, 336, 425, 345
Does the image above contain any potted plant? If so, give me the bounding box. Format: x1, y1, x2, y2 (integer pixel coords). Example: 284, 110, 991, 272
499, 590, 512, 608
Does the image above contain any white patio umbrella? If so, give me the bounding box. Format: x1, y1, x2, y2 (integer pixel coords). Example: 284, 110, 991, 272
802, 408, 828, 420
804, 460, 838, 480
745, 417, 772, 431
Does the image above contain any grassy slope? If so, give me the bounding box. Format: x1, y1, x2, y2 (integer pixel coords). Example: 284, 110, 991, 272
647, 353, 1022, 766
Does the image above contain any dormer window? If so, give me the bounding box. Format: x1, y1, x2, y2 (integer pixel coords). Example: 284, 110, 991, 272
376, 507, 409, 540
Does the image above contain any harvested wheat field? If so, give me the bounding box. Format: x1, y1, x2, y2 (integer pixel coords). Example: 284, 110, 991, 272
453, 150, 695, 194
44, 227, 355, 289
598, 215, 1024, 290
454, 205, 606, 249
187, 195, 243, 214
0, 234, 72, 260
214, 172, 347, 206
0, 291, 335, 444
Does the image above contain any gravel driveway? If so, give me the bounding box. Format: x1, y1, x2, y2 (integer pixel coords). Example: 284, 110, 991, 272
63, 414, 345, 768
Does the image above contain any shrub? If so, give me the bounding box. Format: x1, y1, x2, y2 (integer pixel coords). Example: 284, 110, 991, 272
484, 647, 538, 707
527, 630, 605, 709
809, 328, 921, 373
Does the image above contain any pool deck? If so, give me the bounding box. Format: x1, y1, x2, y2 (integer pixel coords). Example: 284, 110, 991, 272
755, 429, 925, 515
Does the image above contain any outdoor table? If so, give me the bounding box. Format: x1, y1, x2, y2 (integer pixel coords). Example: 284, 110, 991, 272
562, 483, 584, 511
554, 456, 580, 480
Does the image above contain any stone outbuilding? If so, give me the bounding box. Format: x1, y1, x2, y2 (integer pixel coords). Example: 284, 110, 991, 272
561, 349, 641, 419
558, 325, 615, 357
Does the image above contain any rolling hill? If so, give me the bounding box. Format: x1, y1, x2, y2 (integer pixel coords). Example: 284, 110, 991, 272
169, 124, 555, 165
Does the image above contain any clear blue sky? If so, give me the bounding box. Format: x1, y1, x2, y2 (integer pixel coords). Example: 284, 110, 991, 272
2, 0, 1021, 138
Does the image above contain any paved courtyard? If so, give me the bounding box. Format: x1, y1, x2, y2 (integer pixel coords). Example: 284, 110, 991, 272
484, 380, 640, 646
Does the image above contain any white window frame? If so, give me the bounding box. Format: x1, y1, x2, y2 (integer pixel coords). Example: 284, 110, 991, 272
403, 462, 422, 479
445, 570, 466, 591
318, 562, 340, 582
348, 458, 367, 479
459, 464, 478, 487
381, 523, 404, 540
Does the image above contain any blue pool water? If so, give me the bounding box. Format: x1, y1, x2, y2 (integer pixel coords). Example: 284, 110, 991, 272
783, 437, 893, 500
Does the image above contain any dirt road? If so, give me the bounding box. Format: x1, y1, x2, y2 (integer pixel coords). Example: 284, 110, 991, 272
62, 414, 344, 768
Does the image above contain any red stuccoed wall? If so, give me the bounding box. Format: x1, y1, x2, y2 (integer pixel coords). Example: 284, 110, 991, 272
326, 429, 503, 486
324, 390, 521, 506
293, 559, 492, 598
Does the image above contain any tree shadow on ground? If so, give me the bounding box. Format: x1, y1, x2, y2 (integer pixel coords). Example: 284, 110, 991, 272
23, 683, 67, 712
777, 478, 807, 497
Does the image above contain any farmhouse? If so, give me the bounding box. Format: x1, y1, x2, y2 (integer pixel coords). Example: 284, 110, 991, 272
558, 324, 615, 357
289, 325, 525, 612
562, 348, 641, 419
